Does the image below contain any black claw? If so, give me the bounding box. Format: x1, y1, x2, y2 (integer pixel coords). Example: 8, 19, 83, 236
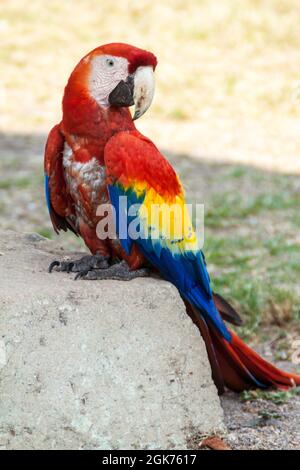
48, 261, 60, 273
66, 262, 74, 273
73, 261, 150, 281
74, 270, 89, 281
48, 255, 149, 281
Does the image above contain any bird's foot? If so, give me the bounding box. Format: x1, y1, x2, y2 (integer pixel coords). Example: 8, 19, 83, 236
48, 254, 110, 274
74, 260, 150, 281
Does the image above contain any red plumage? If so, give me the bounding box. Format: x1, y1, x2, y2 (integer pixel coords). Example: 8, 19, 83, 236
95, 43, 157, 73
45, 43, 157, 265
105, 131, 181, 198
45, 43, 300, 394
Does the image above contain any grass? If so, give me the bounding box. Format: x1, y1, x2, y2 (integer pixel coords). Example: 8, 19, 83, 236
0, 176, 32, 190
205, 235, 300, 338
185, 165, 300, 339
241, 388, 300, 405
1, 1, 300, 170
205, 191, 300, 228
36, 227, 53, 239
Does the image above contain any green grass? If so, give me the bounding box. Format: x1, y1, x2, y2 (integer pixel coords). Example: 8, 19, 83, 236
206, 231, 300, 337
0, 176, 32, 190
241, 388, 300, 405
36, 228, 53, 239
205, 191, 300, 228
193, 166, 300, 338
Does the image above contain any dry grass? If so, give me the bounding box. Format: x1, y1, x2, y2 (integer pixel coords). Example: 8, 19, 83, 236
1, 0, 300, 170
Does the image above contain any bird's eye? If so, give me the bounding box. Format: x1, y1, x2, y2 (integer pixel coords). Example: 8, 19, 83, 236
106, 58, 114, 67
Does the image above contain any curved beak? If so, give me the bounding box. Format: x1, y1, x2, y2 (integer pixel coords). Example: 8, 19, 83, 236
108, 65, 155, 120
132, 66, 155, 120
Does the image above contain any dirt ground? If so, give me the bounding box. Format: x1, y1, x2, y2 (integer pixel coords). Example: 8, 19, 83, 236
221, 392, 300, 450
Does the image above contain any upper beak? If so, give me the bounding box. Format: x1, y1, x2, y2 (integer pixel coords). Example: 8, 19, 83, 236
132, 66, 155, 120
108, 65, 155, 120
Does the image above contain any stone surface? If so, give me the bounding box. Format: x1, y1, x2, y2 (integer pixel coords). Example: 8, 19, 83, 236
0, 230, 224, 450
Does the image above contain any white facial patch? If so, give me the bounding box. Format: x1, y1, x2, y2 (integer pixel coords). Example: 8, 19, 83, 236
89, 55, 129, 107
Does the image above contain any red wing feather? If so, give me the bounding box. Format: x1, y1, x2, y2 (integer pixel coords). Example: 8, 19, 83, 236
44, 124, 77, 235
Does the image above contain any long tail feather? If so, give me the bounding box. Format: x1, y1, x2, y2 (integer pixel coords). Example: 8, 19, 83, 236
186, 299, 300, 393
212, 292, 243, 326
207, 323, 261, 391
184, 301, 225, 394
228, 330, 300, 389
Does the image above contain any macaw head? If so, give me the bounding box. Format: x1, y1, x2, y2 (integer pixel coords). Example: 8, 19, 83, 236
64, 43, 157, 120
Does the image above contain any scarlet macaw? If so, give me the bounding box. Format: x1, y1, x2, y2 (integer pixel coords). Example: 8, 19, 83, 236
44, 43, 300, 393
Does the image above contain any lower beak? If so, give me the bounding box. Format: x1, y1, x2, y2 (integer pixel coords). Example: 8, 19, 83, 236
108, 76, 134, 108
108, 66, 155, 120
132, 66, 155, 120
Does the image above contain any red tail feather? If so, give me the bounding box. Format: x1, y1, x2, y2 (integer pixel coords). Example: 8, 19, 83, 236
185, 300, 300, 393
211, 326, 300, 392
228, 330, 300, 389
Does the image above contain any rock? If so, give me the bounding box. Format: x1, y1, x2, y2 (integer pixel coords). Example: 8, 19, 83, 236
0, 230, 224, 450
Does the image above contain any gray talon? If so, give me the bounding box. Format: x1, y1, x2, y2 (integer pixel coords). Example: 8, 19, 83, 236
48, 261, 60, 273
66, 262, 74, 273
48, 256, 149, 281
74, 270, 90, 281
48, 254, 110, 274
76, 260, 150, 281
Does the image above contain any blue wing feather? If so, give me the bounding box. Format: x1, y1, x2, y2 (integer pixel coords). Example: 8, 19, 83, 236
44, 173, 51, 214
108, 183, 231, 341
